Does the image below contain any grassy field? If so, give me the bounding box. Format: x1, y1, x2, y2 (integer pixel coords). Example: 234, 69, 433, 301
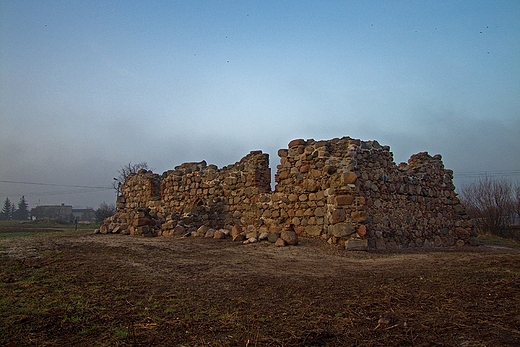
1, 222, 520, 346
0, 220, 97, 238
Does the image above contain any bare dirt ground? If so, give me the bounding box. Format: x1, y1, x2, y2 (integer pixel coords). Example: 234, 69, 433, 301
1, 232, 520, 346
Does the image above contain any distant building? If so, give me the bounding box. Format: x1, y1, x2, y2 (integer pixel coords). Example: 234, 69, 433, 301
72, 208, 96, 222
31, 204, 73, 222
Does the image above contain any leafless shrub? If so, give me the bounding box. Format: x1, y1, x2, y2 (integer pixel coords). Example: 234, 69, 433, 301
112, 162, 152, 193
459, 177, 515, 237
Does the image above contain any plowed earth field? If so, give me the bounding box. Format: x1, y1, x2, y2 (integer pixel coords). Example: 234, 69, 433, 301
1, 232, 520, 346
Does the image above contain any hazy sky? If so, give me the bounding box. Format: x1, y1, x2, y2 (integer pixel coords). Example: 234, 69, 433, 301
1, 1, 519, 209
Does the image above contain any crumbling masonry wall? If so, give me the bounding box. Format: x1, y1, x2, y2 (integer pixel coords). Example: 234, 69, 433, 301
101, 136, 476, 250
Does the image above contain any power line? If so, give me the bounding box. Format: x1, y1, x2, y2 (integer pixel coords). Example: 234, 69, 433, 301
3, 188, 111, 197
454, 170, 520, 180
456, 170, 520, 175
0, 180, 112, 190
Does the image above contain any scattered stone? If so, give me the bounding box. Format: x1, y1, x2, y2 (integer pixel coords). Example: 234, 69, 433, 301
268, 232, 280, 243
233, 233, 245, 242
213, 230, 226, 239
231, 225, 242, 239
281, 230, 298, 245
258, 232, 269, 241
245, 230, 258, 240
204, 229, 215, 238
275, 238, 286, 247
198, 225, 209, 235
172, 225, 186, 237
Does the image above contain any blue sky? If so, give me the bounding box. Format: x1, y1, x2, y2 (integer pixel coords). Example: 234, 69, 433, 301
1, 0, 519, 209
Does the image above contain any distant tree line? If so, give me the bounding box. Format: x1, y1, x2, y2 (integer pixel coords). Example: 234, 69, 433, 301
0, 196, 116, 224
0, 161, 143, 223
460, 177, 520, 240
1, 196, 29, 220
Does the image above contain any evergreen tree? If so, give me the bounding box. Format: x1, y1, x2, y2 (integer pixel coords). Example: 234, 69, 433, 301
13, 196, 29, 220
1, 197, 13, 220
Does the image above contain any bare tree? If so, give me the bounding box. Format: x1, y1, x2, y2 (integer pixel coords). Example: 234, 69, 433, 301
113, 162, 151, 193
460, 177, 515, 237
94, 202, 116, 223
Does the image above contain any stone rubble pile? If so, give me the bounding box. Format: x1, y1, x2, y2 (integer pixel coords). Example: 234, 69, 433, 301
100, 136, 476, 250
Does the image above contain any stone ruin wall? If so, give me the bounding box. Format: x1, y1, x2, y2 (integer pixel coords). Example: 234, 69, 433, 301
101, 136, 476, 250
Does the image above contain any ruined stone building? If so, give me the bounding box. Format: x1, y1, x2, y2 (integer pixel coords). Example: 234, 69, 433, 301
100, 136, 476, 250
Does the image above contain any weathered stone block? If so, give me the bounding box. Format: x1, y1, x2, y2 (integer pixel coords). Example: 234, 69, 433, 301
136, 217, 150, 226
288, 139, 305, 148
161, 220, 175, 230
303, 179, 319, 192
288, 194, 298, 202
246, 230, 258, 239
328, 222, 355, 238
351, 210, 367, 222
136, 226, 149, 235
324, 165, 337, 175
231, 225, 242, 238
99, 224, 108, 234
232, 233, 245, 242
198, 225, 209, 235
341, 172, 358, 185
275, 238, 286, 247
269, 225, 282, 233
213, 230, 226, 239
357, 224, 367, 237
306, 225, 322, 236
172, 225, 186, 236
278, 149, 288, 157
455, 227, 470, 239
258, 232, 269, 241
281, 230, 298, 245
330, 208, 346, 224
335, 194, 355, 206
268, 232, 280, 243
345, 238, 368, 251
271, 192, 283, 202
